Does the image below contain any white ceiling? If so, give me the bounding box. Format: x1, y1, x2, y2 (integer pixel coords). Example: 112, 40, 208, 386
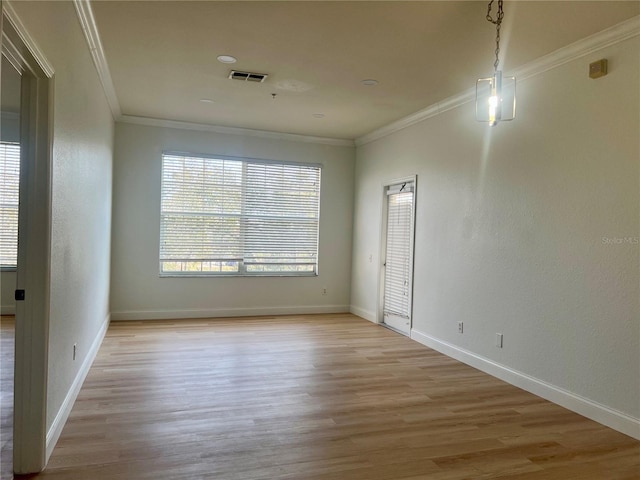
91, 1, 639, 140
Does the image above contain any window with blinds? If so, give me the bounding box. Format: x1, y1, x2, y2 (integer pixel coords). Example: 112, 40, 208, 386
0, 142, 20, 268
160, 152, 321, 276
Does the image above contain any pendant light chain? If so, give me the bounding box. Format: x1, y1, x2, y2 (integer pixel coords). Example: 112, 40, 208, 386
486, 0, 504, 73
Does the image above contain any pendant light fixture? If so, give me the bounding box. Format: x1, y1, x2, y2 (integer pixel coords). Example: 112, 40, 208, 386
476, 0, 516, 126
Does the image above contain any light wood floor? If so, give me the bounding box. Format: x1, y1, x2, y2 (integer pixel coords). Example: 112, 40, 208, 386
1, 315, 14, 480
12, 314, 640, 479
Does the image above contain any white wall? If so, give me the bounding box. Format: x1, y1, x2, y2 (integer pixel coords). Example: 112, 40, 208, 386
111, 122, 354, 320
351, 35, 639, 435
0, 259, 16, 313
10, 0, 114, 436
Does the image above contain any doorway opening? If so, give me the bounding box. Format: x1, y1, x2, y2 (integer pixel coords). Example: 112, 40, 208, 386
0, 51, 22, 479
380, 177, 416, 336
2, 4, 54, 474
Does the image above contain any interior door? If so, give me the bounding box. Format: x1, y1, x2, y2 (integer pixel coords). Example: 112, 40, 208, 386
382, 180, 415, 336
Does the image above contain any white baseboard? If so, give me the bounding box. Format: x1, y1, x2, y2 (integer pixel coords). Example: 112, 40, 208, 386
46, 313, 110, 460
110, 305, 350, 321
349, 305, 377, 323
411, 328, 640, 441
1, 304, 15, 315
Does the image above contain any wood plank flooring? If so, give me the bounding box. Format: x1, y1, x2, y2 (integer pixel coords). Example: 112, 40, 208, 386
1, 315, 14, 480
13, 314, 640, 478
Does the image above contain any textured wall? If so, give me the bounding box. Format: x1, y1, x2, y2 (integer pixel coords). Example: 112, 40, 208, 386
351, 36, 639, 420
111, 122, 355, 319
11, 1, 114, 430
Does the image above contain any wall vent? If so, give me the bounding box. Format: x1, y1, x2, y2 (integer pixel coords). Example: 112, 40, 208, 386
228, 70, 268, 83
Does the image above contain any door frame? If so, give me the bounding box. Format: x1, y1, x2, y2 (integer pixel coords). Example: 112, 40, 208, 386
2, 2, 54, 474
377, 175, 417, 336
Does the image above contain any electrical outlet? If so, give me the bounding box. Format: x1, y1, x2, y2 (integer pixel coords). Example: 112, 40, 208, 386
496, 333, 503, 348
73, 343, 77, 360
322, 287, 327, 296
457, 322, 463, 334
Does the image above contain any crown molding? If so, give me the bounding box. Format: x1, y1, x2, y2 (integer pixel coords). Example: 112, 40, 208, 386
2, 1, 54, 77
356, 15, 640, 147
512, 14, 640, 83
73, 0, 121, 118
119, 115, 356, 148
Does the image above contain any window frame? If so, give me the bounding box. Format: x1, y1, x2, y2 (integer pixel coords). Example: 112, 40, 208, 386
159, 150, 322, 278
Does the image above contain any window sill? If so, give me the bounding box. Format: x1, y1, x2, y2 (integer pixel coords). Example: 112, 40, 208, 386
159, 272, 318, 278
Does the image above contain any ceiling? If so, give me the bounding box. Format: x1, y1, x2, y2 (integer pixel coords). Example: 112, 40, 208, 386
91, 1, 639, 140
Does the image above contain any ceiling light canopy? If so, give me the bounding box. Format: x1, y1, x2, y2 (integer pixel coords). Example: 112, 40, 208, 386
476, 0, 516, 127
361, 79, 379, 86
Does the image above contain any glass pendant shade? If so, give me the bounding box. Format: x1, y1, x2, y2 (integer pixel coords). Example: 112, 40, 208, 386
476, 71, 516, 126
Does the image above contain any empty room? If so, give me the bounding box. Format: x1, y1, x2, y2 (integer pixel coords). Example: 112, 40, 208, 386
0, 1, 638, 479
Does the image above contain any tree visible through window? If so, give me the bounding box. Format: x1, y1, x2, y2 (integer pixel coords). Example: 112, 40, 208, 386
0, 142, 20, 268
160, 152, 321, 276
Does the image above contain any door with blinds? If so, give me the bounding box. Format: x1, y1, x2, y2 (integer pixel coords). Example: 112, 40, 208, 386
382, 180, 415, 335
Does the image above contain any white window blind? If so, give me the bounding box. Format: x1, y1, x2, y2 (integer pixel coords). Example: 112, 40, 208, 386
383, 184, 414, 318
160, 152, 321, 276
0, 142, 20, 268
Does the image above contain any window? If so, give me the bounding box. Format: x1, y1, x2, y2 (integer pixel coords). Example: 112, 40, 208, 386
160, 152, 321, 276
0, 142, 20, 269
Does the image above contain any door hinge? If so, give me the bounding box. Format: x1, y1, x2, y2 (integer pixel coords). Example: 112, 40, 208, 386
15, 289, 25, 301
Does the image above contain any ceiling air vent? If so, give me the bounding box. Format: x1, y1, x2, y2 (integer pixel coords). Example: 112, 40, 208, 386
228, 70, 268, 83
